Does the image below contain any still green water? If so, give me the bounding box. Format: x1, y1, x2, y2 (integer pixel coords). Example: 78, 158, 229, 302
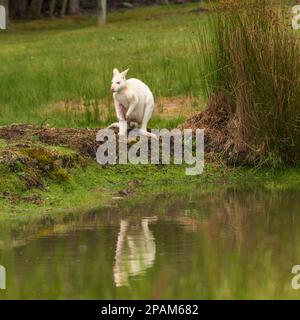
0, 187, 300, 299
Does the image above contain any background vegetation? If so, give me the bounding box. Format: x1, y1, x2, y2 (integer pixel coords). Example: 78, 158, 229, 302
197, 0, 300, 166
2, 0, 189, 20
0, 3, 206, 128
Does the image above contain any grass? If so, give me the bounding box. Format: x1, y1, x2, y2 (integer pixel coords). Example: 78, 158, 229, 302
0, 3, 208, 128
197, 0, 300, 166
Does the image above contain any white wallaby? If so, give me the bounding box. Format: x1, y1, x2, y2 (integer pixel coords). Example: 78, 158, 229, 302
108, 68, 156, 138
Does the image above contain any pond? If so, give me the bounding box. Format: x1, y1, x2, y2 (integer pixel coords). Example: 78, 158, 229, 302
0, 186, 300, 299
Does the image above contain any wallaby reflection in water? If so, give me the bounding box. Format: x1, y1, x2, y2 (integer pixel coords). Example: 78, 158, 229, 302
113, 217, 157, 287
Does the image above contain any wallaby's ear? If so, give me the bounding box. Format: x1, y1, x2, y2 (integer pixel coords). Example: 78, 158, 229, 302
121, 68, 129, 79
113, 68, 119, 76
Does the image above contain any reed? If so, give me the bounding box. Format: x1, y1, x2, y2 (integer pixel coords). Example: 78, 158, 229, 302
197, 0, 300, 166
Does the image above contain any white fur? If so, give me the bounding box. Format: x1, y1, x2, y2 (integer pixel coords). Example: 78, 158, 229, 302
108, 68, 155, 138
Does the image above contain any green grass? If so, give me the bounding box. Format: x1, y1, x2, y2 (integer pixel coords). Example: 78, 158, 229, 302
0, 4, 208, 128
0, 159, 224, 228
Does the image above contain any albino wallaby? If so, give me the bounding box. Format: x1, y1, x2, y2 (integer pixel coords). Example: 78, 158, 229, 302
108, 68, 156, 138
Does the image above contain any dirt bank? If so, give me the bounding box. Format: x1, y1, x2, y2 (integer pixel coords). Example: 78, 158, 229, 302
0, 124, 99, 158
181, 92, 249, 165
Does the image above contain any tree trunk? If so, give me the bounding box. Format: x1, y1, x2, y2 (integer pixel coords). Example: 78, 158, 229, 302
49, 0, 57, 17
96, 0, 106, 26
16, 0, 27, 18
61, 0, 68, 17
29, 0, 43, 18
0, 0, 9, 25
69, 0, 79, 15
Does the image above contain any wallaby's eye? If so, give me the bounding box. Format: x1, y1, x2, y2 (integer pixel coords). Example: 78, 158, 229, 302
116, 82, 121, 85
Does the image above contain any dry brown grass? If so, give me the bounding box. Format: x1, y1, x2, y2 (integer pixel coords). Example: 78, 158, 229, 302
43, 96, 200, 123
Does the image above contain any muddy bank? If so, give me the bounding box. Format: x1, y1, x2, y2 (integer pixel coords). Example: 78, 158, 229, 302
0, 124, 99, 158
181, 92, 248, 165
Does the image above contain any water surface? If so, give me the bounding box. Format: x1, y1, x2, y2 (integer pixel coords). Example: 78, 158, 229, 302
0, 187, 300, 299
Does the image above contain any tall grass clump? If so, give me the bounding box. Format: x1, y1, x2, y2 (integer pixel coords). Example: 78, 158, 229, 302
197, 0, 300, 167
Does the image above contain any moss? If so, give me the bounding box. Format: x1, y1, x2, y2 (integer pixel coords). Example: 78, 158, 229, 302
0, 140, 83, 203
46, 145, 78, 156
48, 167, 73, 183
0, 139, 7, 149
22, 147, 60, 168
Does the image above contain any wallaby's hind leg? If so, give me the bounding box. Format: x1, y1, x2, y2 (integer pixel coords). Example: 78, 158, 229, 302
139, 104, 157, 139
140, 104, 153, 131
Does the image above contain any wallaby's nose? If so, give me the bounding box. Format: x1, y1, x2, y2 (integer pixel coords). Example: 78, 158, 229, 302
111, 87, 115, 93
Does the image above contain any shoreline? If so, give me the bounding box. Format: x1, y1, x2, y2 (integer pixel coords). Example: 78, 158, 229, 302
0, 124, 300, 228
